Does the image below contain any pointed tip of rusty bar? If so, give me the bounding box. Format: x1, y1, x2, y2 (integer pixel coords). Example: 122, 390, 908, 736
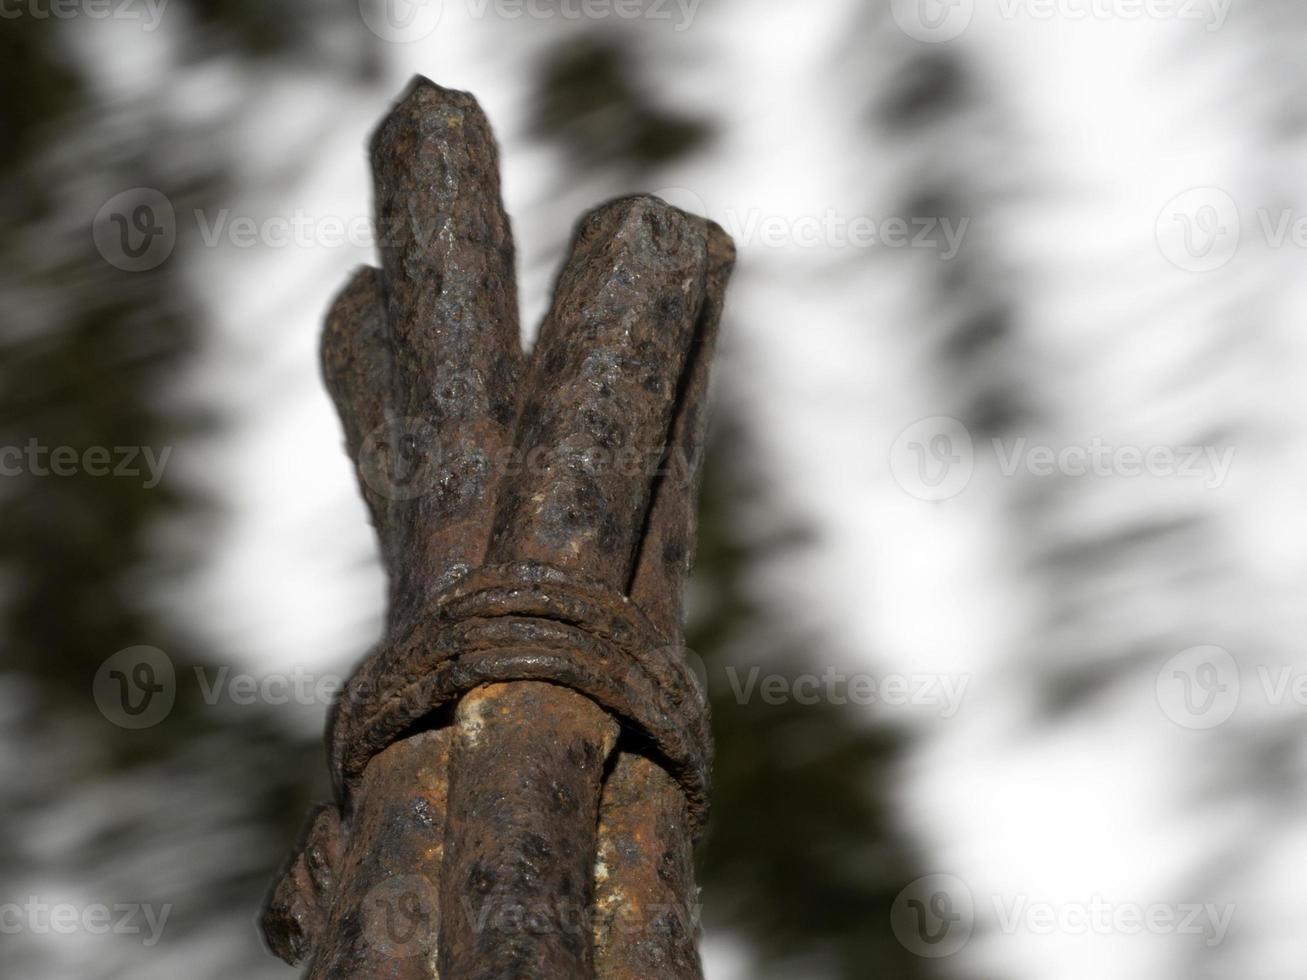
368, 74, 482, 157
366, 70, 524, 606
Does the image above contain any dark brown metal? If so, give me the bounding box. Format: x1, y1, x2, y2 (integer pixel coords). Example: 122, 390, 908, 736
439, 682, 617, 979
593, 753, 703, 978
312, 730, 452, 979
261, 75, 734, 980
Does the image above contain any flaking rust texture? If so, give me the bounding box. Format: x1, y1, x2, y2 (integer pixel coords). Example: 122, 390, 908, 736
262, 75, 734, 980
440, 683, 617, 978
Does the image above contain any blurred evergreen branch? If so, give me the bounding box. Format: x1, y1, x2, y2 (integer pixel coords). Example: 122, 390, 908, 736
690, 427, 937, 979
0, 6, 370, 975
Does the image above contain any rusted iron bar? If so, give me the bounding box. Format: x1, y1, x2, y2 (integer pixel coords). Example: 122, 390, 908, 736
261, 76, 733, 980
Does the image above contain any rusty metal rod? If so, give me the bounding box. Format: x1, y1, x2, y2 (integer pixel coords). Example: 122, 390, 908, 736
261, 76, 734, 980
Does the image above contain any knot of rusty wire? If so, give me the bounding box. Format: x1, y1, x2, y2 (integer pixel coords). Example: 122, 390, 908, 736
331, 559, 713, 832
262, 75, 733, 980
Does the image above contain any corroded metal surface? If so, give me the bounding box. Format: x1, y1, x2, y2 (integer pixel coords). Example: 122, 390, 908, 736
438, 682, 617, 979
331, 561, 713, 831
594, 753, 703, 978
311, 731, 452, 979
262, 75, 734, 980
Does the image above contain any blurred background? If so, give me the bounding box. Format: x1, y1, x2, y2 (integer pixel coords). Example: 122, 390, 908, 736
4, 0, 1307, 977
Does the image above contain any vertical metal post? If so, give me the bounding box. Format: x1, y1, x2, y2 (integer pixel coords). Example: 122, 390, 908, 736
262, 76, 734, 980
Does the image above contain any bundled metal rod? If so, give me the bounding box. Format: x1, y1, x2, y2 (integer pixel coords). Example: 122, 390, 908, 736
260, 76, 733, 980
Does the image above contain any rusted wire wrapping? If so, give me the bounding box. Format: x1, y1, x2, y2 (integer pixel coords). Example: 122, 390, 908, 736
261, 76, 734, 980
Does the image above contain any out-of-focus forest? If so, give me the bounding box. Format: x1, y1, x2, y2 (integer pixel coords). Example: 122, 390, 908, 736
4, 1, 1307, 978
